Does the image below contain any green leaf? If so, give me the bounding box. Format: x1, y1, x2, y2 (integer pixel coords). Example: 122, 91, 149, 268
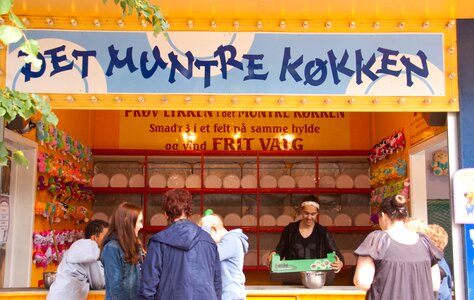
8, 11, 25, 29
0, 0, 12, 15
0, 25, 22, 44
0, 142, 8, 158
0, 107, 6, 117
12, 150, 29, 167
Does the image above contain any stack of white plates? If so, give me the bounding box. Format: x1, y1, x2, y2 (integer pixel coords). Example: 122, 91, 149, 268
278, 175, 296, 188
276, 214, 293, 226
167, 174, 185, 188
242, 214, 257, 226
92, 173, 109, 187
354, 213, 370, 226
223, 174, 241, 189
185, 174, 201, 188
297, 175, 316, 188
91, 212, 109, 222
318, 214, 333, 226
129, 174, 145, 187
148, 174, 167, 188
110, 173, 128, 188
319, 175, 336, 188
204, 174, 222, 188
335, 174, 354, 188
354, 174, 370, 188
260, 175, 277, 188
334, 213, 352, 226
224, 213, 242, 226
259, 214, 276, 226
241, 174, 257, 188
150, 213, 167, 226
244, 250, 258, 266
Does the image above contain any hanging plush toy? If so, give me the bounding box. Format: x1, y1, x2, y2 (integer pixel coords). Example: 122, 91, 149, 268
431, 150, 449, 176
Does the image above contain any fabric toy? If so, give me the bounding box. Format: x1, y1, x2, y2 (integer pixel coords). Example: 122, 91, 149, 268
36, 120, 48, 144
431, 150, 449, 176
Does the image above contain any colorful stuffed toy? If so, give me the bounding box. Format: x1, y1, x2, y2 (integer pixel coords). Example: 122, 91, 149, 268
431, 150, 449, 176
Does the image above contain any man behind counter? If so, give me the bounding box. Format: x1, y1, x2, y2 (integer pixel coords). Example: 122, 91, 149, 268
267, 195, 344, 285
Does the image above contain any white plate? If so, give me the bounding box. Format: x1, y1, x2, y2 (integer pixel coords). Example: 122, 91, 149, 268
129, 174, 145, 187
150, 213, 167, 226
319, 175, 336, 188
223, 174, 241, 189
204, 174, 222, 188
260, 175, 277, 188
92, 173, 109, 188
354, 174, 370, 188
318, 214, 333, 226
278, 175, 296, 188
109, 173, 128, 188
335, 174, 354, 188
341, 250, 357, 265
185, 174, 201, 188
334, 213, 352, 226
241, 174, 257, 188
244, 250, 258, 266
259, 214, 276, 226
224, 213, 242, 226
167, 174, 185, 188
276, 214, 294, 226
354, 213, 370, 226
91, 212, 109, 222
297, 175, 316, 188
242, 214, 257, 226
148, 174, 167, 188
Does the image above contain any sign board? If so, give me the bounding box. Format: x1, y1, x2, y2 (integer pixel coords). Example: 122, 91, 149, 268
6, 31, 446, 97
453, 168, 474, 224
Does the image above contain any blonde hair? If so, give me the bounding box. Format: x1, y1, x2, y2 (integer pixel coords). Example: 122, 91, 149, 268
424, 224, 449, 251
404, 217, 428, 233
199, 214, 224, 230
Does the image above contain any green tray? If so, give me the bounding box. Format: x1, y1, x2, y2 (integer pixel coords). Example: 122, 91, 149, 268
271, 252, 336, 273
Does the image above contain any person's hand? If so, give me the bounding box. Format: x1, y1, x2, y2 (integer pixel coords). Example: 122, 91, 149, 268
267, 251, 276, 267
330, 255, 343, 273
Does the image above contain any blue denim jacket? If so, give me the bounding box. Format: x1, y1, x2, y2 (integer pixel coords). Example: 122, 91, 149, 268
101, 239, 141, 300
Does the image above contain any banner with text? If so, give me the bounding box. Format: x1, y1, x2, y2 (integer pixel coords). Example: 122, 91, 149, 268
6, 31, 445, 96
118, 110, 351, 151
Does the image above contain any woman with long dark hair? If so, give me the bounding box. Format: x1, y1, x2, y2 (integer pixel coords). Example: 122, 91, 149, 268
101, 202, 144, 300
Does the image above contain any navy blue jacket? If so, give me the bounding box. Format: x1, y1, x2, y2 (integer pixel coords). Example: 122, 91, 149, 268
138, 220, 222, 300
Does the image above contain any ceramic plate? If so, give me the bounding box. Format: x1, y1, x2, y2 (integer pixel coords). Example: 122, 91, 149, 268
278, 175, 296, 188
91, 212, 109, 222
260, 175, 277, 188
297, 175, 316, 188
204, 174, 222, 188
241, 214, 257, 226
129, 174, 145, 188
92, 173, 109, 188
109, 173, 128, 188
335, 174, 354, 189
354, 213, 370, 226
241, 174, 257, 188
319, 175, 336, 188
150, 213, 167, 226
244, 250, 258, 266
148, 174, 167, 188
167, 174, 185, 188
259, 214, 276, 226
185, 174, 201, 188
223, 174, 241, 189
354, 174, 370, 188
276, 214, 293, 226
334, 213, 352, 226
318, 214, 333, 226
224, 213, 242, 226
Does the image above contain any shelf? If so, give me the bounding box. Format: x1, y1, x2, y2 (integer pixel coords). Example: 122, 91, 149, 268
142, 226, 373, 234
91, 187, 371, 195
